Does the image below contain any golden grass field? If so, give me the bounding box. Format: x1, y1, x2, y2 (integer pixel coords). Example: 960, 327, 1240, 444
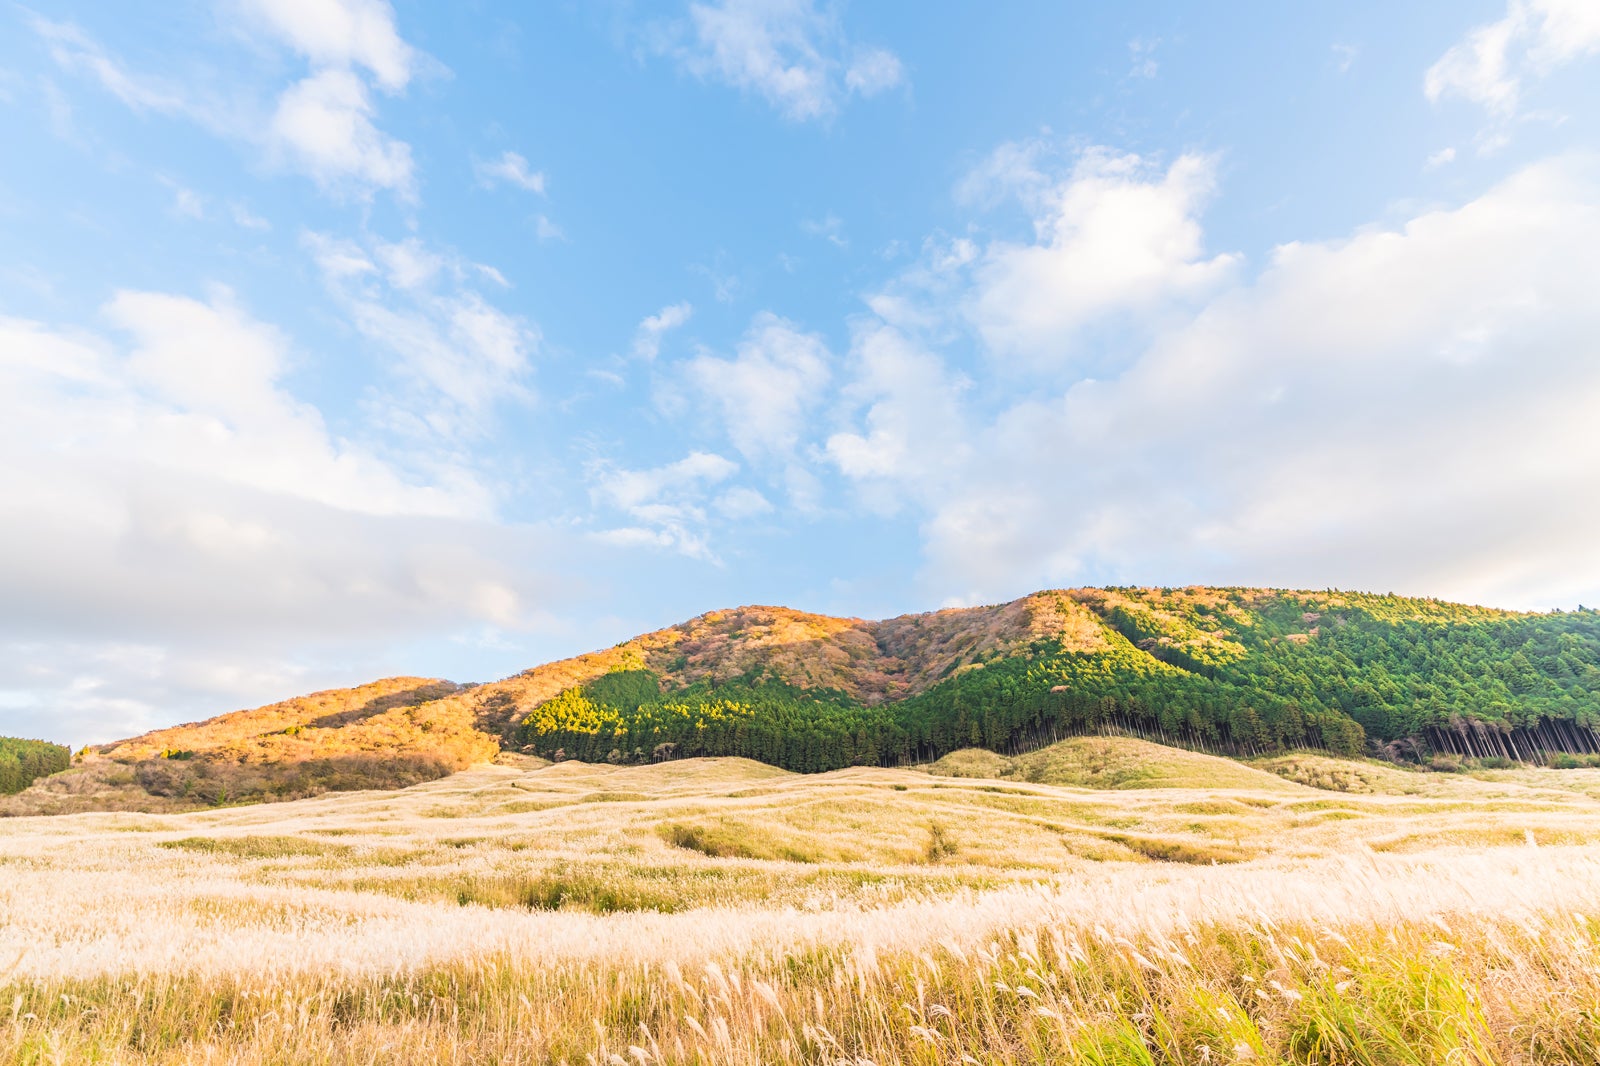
6, 736, 1600, 1063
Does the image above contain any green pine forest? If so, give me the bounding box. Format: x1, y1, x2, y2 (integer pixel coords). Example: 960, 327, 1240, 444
0, 736, 72, 795
516, 591, 1600, 772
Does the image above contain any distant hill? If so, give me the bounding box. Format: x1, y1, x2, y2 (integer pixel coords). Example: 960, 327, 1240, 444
5, 678, 479, 814
8, 587, 1600, 813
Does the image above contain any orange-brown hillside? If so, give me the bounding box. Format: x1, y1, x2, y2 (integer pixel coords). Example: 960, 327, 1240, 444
6, 585, 1577, 815
6, 591, 1101, 814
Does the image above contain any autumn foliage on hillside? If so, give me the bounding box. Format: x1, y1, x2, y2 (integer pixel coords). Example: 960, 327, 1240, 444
9, 586, 1600, 813
2, 678, 487, 815
507, 587, 1600, 772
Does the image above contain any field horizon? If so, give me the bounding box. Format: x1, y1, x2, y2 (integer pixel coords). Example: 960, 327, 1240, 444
11, 583, 1600, 819
7, 737, 1600, 1062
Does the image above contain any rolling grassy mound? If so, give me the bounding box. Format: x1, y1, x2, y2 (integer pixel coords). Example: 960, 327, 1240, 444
930, 735, 1299, 791
9, 748, 1600, 1063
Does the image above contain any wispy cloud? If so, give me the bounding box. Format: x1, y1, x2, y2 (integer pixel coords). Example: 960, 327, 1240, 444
656, 0, 906, 122
31, 16, 220, 123
475, 150, 546, 194
1426, 0, 1600, 139
35, 1, 426, 202
590, 451, 740, 559
303, 232, 537, 439
801, 213, 847, 248
1127, 38, 1160, 79
632, 302, 693, 360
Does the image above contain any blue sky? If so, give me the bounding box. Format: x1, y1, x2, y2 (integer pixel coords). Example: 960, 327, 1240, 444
4, 1, 1600, 744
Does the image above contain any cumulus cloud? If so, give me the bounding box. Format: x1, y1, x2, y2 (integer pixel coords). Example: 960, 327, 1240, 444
632, 302, 694, 360
236, 0, 416, 91
37, 2, 424, 201
962, 145, 1237, 366
269, 69, 415, 199
474, 150, 547, 194
0, 291, 565, 742
684, 312, 832, 464
248, 0, 426, 199
829, 153, 1600, 610
667, 0, 906, 121
1427, 0, 1600, 120
825, 321, 969, 509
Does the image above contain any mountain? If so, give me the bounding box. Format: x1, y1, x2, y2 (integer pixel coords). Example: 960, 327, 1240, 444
8, 587, 1600, 813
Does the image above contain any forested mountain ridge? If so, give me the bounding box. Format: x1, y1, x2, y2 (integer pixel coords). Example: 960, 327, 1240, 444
8, 587, 1600, 813
501, 587, 1600, 769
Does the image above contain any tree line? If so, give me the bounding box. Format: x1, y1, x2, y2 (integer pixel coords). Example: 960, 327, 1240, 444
514, 592, 1600, 770
0, 736, 71, 794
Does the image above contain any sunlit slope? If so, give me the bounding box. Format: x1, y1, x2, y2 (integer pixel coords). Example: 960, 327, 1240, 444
3, 677, 483, 814
12, 586, 1600, 814
931, 735, 1300, 791
505, 587, 1600, 771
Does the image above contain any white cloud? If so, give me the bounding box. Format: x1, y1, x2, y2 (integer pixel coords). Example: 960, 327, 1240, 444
963, 145, 1237, 366
475, 150, 546, 194
35, 11, 422, 202
1526, 0, 1600, 64
535, 215, 565, 242
633, 301, 694, 360
844, 47, 903, 96
230, 202, 272, 230
269, 69, 415, 200
1426, 0, 1600, 120
373, 237, 445, 290
825, 321, 969, 508
1426, 146, 1458, 169
801, 213, 847, 247
161, 178, 206, 219
670, 0, 905, 121
684, 312, 832, 464
1426, 9, 1525, 116
0, 301, 475, 603
590, 452, 740, 559
830, 154, 1600, 610
305, 232, 537, 438
714, 486, 774, 519
235, 0, 416, 92
1128, 38, 1159, 79
0, 289, 577, 743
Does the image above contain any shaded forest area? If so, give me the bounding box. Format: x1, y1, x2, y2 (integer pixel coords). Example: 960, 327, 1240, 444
516, 591, 1600, 772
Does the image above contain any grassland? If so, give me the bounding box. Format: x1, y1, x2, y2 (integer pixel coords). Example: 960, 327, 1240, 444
5, 737, 1600, 1063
